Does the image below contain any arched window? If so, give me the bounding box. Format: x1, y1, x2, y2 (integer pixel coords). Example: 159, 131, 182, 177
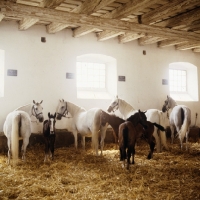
169, 62, 198, 101
0, 49, 4, 97
76, 54, 117, 99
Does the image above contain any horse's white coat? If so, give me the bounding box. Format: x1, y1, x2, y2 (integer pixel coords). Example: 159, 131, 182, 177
56, 100, 108, 156
163, 96, 191, 150
3, 101, 44, 164
107, 97, 169, 152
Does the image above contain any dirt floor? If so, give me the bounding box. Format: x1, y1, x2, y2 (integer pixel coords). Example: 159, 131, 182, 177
0, 139, 200, 200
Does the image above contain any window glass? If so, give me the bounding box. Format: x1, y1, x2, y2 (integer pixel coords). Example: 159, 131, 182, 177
169, 69, 186, 92
76, 62, 106, 90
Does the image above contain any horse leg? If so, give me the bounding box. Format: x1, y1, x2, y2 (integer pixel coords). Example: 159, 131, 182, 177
153, 130, 161, 153
7, 138, 11, 165
131, 146, 135, 164
170, 125, 175, 144
81, 136, 85, 150
21, 137, 29, 162
100, 124, 108, 156
50, 136, 55, 160
73, 131, 78, 149
147, 140, 155, 159
44, 137, 49, 162
159, 130, 169, 151
185, 129, 190, 151
127, 148, 131, 170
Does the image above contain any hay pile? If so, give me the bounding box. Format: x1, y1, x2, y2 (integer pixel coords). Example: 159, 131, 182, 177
0, 140, 200, 200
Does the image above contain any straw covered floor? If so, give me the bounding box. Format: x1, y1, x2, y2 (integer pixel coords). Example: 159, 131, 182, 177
0, 139, 200, 200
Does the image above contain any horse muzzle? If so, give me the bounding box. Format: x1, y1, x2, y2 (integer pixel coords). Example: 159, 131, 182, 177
38, 116, 44, 123
56, 114, 62, 120
107, 106, 113, 112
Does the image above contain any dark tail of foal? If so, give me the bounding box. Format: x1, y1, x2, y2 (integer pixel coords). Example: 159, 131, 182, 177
152, 123, 165, 131
122, 126, 129, 159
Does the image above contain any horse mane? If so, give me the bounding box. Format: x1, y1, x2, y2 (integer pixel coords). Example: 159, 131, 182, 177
14, 103, 32, 111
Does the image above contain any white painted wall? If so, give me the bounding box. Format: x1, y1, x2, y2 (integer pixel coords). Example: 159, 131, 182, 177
0, 21, 200, 133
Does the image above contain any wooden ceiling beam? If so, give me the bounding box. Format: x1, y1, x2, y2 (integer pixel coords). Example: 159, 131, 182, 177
138, 36, 166, 45
155, 7, 200, 28
0, 13, 4, 22
102, 0, 158, 19
41, 0, 65, 9
141, 0, 200, 25
47, 22, 69, 34
73, 26, 98, 37
193, 48, 200, 52
19, 17, 39, 30
119, 33, 145, 44
175, 42, 200, 50
1, 1, 200, 43
158, 39, 186, 48
97, 30, 124, 41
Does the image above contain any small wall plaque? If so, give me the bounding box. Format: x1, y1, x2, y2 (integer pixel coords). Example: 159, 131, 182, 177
118, 76, 126, 82
66, 73, 74, 79
162, 79, 168, 85
7, 69, 17, 76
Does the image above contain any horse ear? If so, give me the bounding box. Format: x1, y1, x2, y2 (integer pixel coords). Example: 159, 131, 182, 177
116, 95, 118, 98
62, 99, 65, 102
48, 112, 50, 118
40, 100, 43, 104
33, 100, 36, 104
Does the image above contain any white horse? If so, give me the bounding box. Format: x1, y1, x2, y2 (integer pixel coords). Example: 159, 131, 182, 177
107, 96, 169, 152
162, 95, 191, 150
3, 100, 44, 164
56, 99, 108, 156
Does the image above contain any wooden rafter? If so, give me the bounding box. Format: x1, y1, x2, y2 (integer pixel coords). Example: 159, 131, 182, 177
158, 40, 186, 48
19, 17, 39, 30
97, 30, 124, 41
76, 0, 116, 15
102, 0, 158, 19
0, 13, 4, 22
73, 26, 98, 37
193, 48, 200, 52
47, 22, 69, 34
119, 33, 145, 44
175, 42, 200, 50
155, 7, 200, 28
138, 36, 166, 45
1, 2, 200, 44
141, 0, 200, 25
41, 0, 65, 9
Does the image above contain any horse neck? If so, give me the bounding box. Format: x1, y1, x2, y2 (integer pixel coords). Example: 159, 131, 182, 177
15, 104, 32, 116
67, 101, 85, 117
118, 99, 135, 119
108, 115, 124, 128
127, 114, 140, 126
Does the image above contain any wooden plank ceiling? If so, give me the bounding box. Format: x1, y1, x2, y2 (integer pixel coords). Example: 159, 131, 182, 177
0, 0, 200, 52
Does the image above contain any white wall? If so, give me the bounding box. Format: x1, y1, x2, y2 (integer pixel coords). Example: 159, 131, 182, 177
0, 21, 200, 132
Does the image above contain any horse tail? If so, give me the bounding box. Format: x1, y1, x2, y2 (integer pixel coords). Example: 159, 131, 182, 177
11, 113, 21, 162
122, 126, 129, 159
179, 107, 191, 141
152, 123, 165, 131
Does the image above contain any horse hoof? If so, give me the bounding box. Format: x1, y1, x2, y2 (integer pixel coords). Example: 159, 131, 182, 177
147, 155, 152, 159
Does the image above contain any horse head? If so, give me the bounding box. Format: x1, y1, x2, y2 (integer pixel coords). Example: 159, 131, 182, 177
107, 96, 119, 113
56, 99, 68, 120
162, 95, 177, 112
127, 110, 147, 129
138, 109, 147, 129
48, 112, 56, 134
32, 100, 44, 122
